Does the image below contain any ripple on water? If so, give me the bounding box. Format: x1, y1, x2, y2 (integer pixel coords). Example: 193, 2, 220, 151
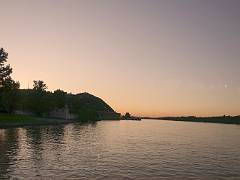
0, 120, 240, 179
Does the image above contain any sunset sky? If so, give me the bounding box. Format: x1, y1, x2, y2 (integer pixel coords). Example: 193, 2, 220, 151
1, 0, 240, 117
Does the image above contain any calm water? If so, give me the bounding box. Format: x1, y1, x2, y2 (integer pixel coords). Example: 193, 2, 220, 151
0, 120, 240, 179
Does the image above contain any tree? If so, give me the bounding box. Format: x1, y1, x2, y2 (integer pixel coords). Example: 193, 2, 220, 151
0, 48, 12, 88
33, 80, 47, 91
52, 89, 67, 108
125, 112, 131, 119
1, 78, 20, 113
31, 80, 50, 116
0, 48, 20, 113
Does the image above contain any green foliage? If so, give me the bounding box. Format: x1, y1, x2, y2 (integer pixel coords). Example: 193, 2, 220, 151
20, 80, 53, 116
0, 114, 36, 128
0, 48, 20, 113
67, 92, 114, 120
76, 109, 98, 121
0, 48, 12, 85
0, 48, 117, 121
30, 90, 52, 116
1, 78, 20, 113
0, 114, 34, 121
52, 89, 67, 109
17, 89, 114, 121
159, 116, 240, 124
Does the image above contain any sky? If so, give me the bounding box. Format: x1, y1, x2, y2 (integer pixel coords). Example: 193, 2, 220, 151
1, 0, 240, 117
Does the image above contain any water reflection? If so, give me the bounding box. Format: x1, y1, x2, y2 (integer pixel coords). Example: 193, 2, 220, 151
0, 129, 19, 179
0, 120, 240, 179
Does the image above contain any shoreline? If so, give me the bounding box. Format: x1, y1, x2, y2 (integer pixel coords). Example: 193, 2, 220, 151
144, 116, 240, 125
2, 114, 240, 129
0, 119, 76, 129
0, 114, 121, 129
0, 114, 77, 129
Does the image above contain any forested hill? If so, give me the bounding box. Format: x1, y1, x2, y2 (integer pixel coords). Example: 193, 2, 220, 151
16, 89, 117, 120
0, 48, 118, 120
75, 92, 114, 112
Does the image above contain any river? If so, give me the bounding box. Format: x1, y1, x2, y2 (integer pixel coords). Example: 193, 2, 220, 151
0, 120, 240, 179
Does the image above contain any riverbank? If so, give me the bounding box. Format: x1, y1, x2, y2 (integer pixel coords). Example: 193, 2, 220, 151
0, 114, 75, 129
144, 116, 240, 125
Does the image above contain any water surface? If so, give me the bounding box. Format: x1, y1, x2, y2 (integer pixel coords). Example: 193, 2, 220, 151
0, 120, 240, 179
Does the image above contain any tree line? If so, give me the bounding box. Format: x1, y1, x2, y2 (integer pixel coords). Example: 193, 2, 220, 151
0, 48, 114, 120
0, 48, 20, 113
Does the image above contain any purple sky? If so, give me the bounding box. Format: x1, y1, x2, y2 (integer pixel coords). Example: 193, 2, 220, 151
1, 0, 240, 116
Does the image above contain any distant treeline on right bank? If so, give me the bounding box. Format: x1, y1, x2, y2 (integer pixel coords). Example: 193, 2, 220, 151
144, 115, 240, 125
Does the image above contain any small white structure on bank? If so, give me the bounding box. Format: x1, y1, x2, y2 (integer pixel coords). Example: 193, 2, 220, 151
49, 105, 77, 120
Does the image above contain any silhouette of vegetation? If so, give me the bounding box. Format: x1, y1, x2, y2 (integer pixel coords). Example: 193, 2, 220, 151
67, 92, 114, 121
52, 89, 67, 108
33, 80, 48, 91
122, 112, 141, 120
0, 48, 120, 126
30, 80, 51, 116
0, 48, 20, 113
124, 112, 131, 119
17, 85, 116, 120
145, 116, 240, 125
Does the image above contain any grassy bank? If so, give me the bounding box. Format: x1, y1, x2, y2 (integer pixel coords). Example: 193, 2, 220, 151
0, 114, 75, 129
0, 114, 34, 121
154, 116, 240, 125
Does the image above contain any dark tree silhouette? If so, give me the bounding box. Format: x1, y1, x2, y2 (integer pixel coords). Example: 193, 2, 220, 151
1, 78, 20, 113
0, 48, 12, 87
52, 89, 67, 108
33, 80, 47, 91
30, 80, 49, 115
124, 112, 131, 119
0, 48, 20, 113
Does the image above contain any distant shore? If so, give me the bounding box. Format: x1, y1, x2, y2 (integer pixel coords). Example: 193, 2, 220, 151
2, 114, 240, 129
144, 116, 240, 125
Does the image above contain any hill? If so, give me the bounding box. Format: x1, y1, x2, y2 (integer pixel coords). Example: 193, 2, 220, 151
16, 89, 120, 121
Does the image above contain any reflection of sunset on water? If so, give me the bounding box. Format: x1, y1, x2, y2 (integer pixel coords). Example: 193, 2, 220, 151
0, 121, 240, 179
0, 129, 6, 141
